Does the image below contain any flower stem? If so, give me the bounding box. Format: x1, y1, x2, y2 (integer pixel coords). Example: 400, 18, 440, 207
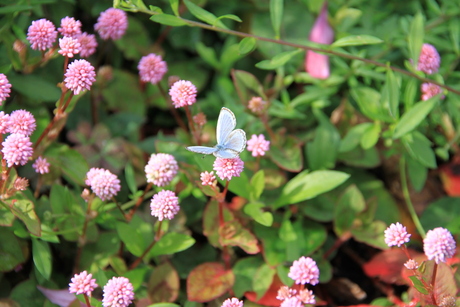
126, 182, 152, 222
399, 156, 426, 237
129, 220, 163, 270
83, 294, 92, 307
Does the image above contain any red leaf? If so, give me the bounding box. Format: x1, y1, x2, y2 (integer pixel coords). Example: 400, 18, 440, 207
187, 262, 234, 302
439, 157, 460, 196
147, 262, 180, 303
245, 274, 287, 307
363, 248, 423, 284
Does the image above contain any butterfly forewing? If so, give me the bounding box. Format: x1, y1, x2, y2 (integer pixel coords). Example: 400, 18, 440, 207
186, 146, 218, 155
216, 107, 236, 145
215, 148, 240, 159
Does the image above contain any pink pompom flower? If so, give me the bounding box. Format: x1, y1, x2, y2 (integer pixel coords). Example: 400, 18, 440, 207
69, 270, 98, 296
288, 256, 320, 285
417, 43, 440, 75
64, 59, 96, 95
423, 227, 456, 264
221, 298, 243, 307
95, 8, 128, 41
27, 18, 58, 51
384, 222, 411, 247
404, 259, 419, 270
138, 53, 168, 84
247, 134, 270, 157
200, 171, 216, 186
421, 83, 443, 101
58, 17, 82, 38
280, 296, 303, 307
7, 109, 36, 136
276, 286, 297, 301
0, 73, 12, 104
298, 289, 316, 305
58, 36, 81, 57
2, 133, 33, 167
213, 157, 244, 181
145, 153, 178, 187
248, 96, 267, 115
85, 167, 121, 201
0, 111, 10, 134
32, 156, 50, 174
150, 190, 180, 221
305, 2, 334, 79
169, 80, 198, 108
77, 32, 98, 58
102, 277, 134, 307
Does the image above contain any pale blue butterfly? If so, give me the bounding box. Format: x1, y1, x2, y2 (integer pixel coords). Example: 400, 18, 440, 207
187, 107, 246, 159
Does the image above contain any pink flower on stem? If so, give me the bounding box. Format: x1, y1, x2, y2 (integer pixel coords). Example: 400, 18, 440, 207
102, 277, 134, 307
305, 2, 334, 79
7, 109, 36, 136
58, 36, 81, 58
276, 286, 296, 301
421, 83, 443, 101
0, 73, 12, 104
423, 227, 456, 264
95, 8, 128, 40
58, 17, 82, 38
77, 32, 98, 58
150, 190, 180, 221
221, 298, 243, 307
384, 222, 411, 247
85, 168, 121, 201
145, 153, 178, 187
0, 111, 10, 134
169, 80, 198, 108
404, 259, 419, 270
27, 18, 58, 51
247, 134, 270, 157
32, 156, 50, 174
69, 271, 98, 296
64, 59, 96, 95
200, 171, 216, 186
138, 53, 168, 84
417, 43, 440, 74
2, 133, 33, 167
298, 289, 316, 305
280, 296, 303, 307
288, 256, 320, 285
213, 157, 244, 181
248, 96, 267, 115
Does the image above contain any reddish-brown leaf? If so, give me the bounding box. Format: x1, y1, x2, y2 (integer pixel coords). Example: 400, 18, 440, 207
245, 274, 287, 306
147, 262, 180, 303
219, 220, 260, 254
187, 262, 234, 302
202, 200, 234, 248
363, 248, 423, 284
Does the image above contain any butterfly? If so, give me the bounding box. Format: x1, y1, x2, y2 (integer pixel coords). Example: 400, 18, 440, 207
186, 107, 246, 159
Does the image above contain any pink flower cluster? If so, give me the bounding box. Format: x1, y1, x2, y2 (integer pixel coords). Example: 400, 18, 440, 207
85, 168, 121, 201
102, 276, 134, 307
27, 18, 58, 51
213, 157, 244, 181
277, 286, 316, 307
64, 59, 96, 95
423, 227, 456, 264
248, 96, 267, 114
169, 80, 198, 108
150, 190, 180, 221
384, 222, 411, 247
69, 271, 98, 296
288, 256, 320, 285
421, 83, 443, 101
0, 73, 12, 104
95, 8, 128, 41
200, 171, 216, 186
221, 298, 243, 307
145, 153, 178, 186
138, 53, 168, 84
417, 43, 440, 74
32, 156, 50, 174
247, 134, 270, 157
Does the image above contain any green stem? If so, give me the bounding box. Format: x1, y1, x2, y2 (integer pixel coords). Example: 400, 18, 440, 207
400, 156, 426, 237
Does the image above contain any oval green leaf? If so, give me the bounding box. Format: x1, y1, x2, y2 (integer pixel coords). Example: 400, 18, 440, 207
32, 239, 52, 279
150, 14, 187, 26
239, 37, 257, 55
332, 35, 383, 47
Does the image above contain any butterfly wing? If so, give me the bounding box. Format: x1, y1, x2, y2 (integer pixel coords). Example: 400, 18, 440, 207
223, 129, 246, 152
214, 148, 240, 159
186, 146, 218, 155
216, 107, 236, 145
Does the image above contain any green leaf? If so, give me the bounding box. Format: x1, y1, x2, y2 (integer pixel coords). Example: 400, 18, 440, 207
269, 135, 303, 172
233, 256, 264, 297
334, 185, 366, 236
449, 19, 460, 55
244, 202, 273, 227
409, 276, 429, 295
7, 74, 60, 102
0, 227, 26, 272
0, 5, 33, 14
151, 233, 195, 257
339, 123, 372, 153
383, 69, 400, 119
125, 163, 137, 195
184, 0, 227, 29
10, 200, 41, 237
46, 144, 89, 186
217, 14, 242, 23
360, 122, 380, 149
408, 12, 424, 67
402, 132, 437, 169
226, 171, 251, 199
351, 87, 392, 122
169, 0, 180, 16
393, 95, 439, 139
351, 220, 387, 249
250, 170, 265, 201
274, 170, 350, 208
420, 197, 460, 235
332, 35, 383, 47
32, 239, 52, 280
255, 49, 302, 70
196, 42, 220, 69
403, 78, 418, 109
270, 0, 284, 39
239, 37, 257, 55
253, 264, 276, 299
150, 14, 187, 26
407, 156, 427, 192
116, 222, 145, 257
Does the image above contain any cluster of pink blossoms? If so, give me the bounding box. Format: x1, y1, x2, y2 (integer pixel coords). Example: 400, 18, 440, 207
69, 272, 134, 307
32, 156, 50, 174
277, 256, 320, 307
0, 110, 36, 167
150, 189, 180, 221
213, 157, 245, 181
221, 297, 244, 307
416, 43, 443, 100
247, 134, 270, 157
145, 153, 178, 186
85, 167, 121, 201
0, 73, 12, 104
138, 53, 168, 84
169, 80, 198, 108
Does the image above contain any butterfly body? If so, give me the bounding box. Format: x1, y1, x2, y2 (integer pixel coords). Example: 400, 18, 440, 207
186, 108, 246, 159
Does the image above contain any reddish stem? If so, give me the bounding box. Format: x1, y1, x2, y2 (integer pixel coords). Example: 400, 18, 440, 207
129, 220, 163, 270
126, 183, 153, 222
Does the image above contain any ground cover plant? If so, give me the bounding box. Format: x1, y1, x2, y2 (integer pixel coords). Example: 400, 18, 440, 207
0, 0, 459, 306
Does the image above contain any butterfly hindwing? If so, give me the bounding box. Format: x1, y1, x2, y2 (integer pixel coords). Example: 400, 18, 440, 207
222, 129, 246, 153
214, 148, 240, 159
216, 107, 236, 145
186, 146, 218, 155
